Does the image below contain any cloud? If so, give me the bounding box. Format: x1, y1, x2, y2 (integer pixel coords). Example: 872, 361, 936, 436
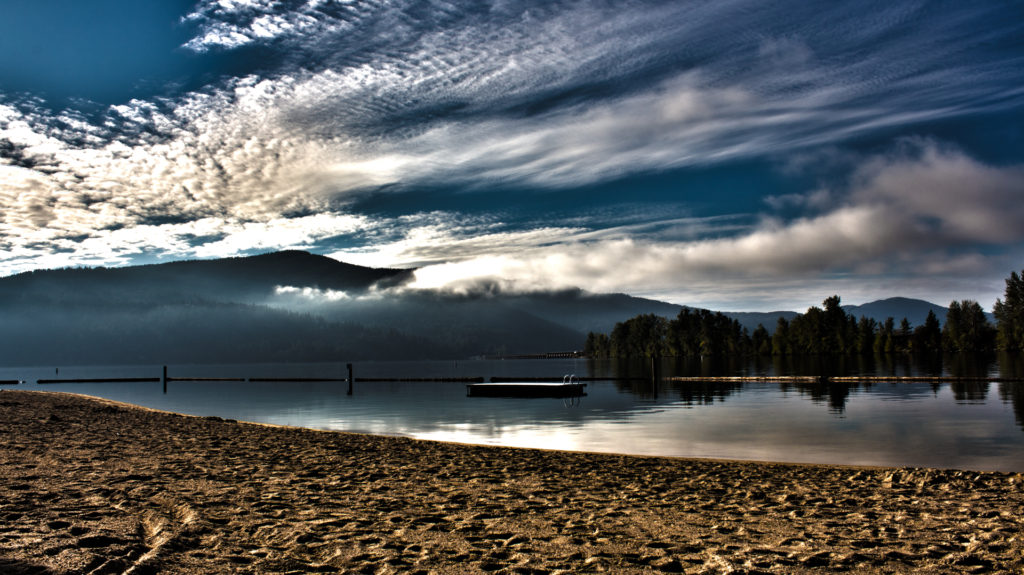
182, 0, 364, 52
4, 1, 1020, 233
274, 285, 352, 302
0, 212, 369, 273
2, 0, 1022, 313
394, 144, 1024, 309
850, 141, 1024, 244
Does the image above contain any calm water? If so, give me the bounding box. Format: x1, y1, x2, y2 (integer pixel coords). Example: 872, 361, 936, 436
3, 356, 1023, 472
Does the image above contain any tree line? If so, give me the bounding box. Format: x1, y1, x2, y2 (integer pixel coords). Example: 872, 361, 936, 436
585, 269, 1024, 358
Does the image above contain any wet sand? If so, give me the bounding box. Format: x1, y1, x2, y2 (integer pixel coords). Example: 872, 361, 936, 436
1, 390, 1022, 574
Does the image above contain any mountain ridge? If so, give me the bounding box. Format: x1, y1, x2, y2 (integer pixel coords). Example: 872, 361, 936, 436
0, 251, 958, 364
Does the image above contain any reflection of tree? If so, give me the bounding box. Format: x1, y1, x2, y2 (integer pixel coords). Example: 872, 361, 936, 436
665, 380, 742, 406
945, 353, 997, 378
950, 380, 990, 403
997, 381, 1024, 431
790, 381, 859, 414
587, 354, 1024, 422
996, 353, 1024, 378
996, 353, 1024, 430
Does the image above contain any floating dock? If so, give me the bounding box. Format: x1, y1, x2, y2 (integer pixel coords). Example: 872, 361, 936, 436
468, 375, 587, 398
467, 382, 587, 398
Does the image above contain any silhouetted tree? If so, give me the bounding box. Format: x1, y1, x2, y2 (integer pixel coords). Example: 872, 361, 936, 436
665, 308, 750, 357
856, 316, 877, 354
875, 317, 895, 355
610, 314, 669, 358
597, 308, 753, 358
751, 324, 771, 355
994, 270, 1024, 352
895, 317, 913, 353
912, 310, 942, 354
772, 317, 792, 355
943, 300, 995, 353
584, 331, 611, 358
784, 296, 856, 354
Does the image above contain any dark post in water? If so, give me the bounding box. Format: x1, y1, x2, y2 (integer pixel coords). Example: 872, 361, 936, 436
347, 363, 353, 396
651, 356, 658, 399
162, 365, 168, 394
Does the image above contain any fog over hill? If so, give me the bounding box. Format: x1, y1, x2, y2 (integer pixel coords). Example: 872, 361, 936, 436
0, 252, 952, 365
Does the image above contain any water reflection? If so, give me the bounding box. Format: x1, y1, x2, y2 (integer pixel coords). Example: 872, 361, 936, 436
2, 354, 1023, 470
590, 353, 1022, 418
951, 380, 990, 403
998, 383, 1024, 432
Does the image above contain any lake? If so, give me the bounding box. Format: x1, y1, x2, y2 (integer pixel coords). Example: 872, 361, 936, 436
3, 355, 1023, 472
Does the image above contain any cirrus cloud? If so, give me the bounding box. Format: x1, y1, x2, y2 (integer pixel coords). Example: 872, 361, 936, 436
1, 1, 1022, 312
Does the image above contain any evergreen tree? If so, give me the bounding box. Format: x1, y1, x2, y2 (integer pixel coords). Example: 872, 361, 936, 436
994, 270, 1024, 351
875, 317, 895, 355
772, 317, 791, 355
856, 316, 877, 354
584, 332, 611, 358
609, 314, 668, 358
943, 300, 995, 353
912, 310, 942, 353
751, 324, 771, 355
896, 317, 913, 353
822, 295, 848, 353
785, 296, 855, 354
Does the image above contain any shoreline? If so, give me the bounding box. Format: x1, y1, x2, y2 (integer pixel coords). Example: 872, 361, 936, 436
2, 389, 1022, 573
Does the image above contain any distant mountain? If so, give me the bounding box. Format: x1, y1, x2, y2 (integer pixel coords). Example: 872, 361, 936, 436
0, 251, 664, 364
499, 289, 684, 335
719, 298, 955, 334
842, 297, 949, 327
0, 252, 980, 365
720, 310, 800, 334
0, 250, 412, 307
0, 252, 430, 365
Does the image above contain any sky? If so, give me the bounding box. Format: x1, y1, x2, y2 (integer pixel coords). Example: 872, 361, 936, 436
1, 0, 1023, 312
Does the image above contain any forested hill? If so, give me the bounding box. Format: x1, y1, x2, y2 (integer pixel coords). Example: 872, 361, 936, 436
0, 250, 413, 306
0, 251, 967, 365
0, 252, 678, 365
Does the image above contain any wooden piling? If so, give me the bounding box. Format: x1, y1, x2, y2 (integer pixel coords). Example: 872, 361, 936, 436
162, 365, 167, 394
347, 363, 353, 396
652, 356, 659, 399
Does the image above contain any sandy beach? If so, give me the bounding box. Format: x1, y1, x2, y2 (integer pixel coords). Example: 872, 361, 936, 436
1, 390, 1022, 574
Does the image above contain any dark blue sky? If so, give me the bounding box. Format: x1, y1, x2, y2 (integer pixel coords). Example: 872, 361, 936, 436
0, 1, 197, 102
1, 0, 1023, 311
